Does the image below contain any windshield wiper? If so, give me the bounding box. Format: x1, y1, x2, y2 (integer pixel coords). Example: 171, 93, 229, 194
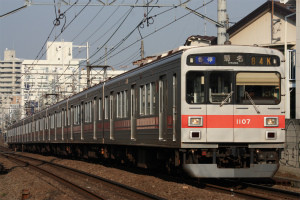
245, 91, 260, 114
220, 91, 234, 107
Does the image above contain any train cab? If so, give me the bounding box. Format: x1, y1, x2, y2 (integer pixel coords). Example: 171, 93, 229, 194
180, 46, 285, 177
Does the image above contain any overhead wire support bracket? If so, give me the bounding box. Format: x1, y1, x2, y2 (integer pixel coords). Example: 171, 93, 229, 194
183, 6, 225, 28
86, 65, 114, 88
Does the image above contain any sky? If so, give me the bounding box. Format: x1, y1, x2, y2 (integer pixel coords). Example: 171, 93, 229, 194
0, 0, 267, 70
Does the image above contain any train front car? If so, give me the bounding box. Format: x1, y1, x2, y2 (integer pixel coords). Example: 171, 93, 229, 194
181, 45, 285, 178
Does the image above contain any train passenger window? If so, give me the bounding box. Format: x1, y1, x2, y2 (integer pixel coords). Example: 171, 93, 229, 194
36, 120, 39, 132
99, 98, 103, 120
45, 117, 48, 130
186, 71, 205, 104
79, 105, 82, 123
236, 72, 280, 105
68, 108, 71, 126
150, 82, 156, 115
140, 85, 145, 116
51, 114, 55, 129
117, 92, 123, 118
40, 118, 44, 131
123, 90, 128, 118
74, 105, 81, 125
57, 112, 62, 127
117, 90, 128, 118
73, 106, 76, 124
139, 84, 155, 115
105, 96, 109, 120
64, 110, 67, 126
88, 101, 92, 122
146, 84, 150, 115
85, 101, 92, 123
209, 71, 232, 103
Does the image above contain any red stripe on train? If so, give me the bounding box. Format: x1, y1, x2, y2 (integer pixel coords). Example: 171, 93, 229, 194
181, 115, 285, 129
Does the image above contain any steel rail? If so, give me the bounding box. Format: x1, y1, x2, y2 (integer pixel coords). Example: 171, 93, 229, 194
0, 152, 105, 200
223, 179, 300, 200
0, 152, 165, 200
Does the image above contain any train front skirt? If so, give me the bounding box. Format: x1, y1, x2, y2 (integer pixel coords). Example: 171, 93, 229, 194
183, 163, 278, 178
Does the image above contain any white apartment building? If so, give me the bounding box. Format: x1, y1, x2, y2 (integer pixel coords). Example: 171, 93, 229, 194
22, 41, 81, 115
0, 49, 22, 131
22, 41, 127, 116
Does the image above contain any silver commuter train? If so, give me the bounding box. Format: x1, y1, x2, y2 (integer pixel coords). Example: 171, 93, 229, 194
7, 45, 285, 178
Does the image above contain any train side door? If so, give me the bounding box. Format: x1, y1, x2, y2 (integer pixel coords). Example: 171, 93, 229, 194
159, 75, 168, 141
110, 92, 114, 140
131, 85, 137, 140
81, 102, 84, 140
93, 97, 97, 140
206, 71, 234, 142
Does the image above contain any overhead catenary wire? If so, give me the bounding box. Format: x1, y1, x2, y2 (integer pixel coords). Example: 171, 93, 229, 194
90, 8, 131, 45
92, 0, 214, 67
89, 0, 203, 66
71, 5, 105, 42
86, 0, 196, 81
87, 4, 136, 63
79, 0, 125, 46
23, 0, 179, 94
88, 0, 160, 66
16, 0, 80, 84
30, 5, 132, 93
23, 0, 92, 105
23, 0, 215, 109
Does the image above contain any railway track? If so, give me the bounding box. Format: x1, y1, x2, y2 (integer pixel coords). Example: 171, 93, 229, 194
1, 147, 299, 200
199, 178, 300, 200
0, 150, 165, 200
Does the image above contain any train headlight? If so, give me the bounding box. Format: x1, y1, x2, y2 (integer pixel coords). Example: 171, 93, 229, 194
264, 117, 278, 127
188, 116, 203, 127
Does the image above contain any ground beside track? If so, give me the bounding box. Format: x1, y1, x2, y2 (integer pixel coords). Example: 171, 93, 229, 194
1, 142, 300, 199
0, 150, 238, 200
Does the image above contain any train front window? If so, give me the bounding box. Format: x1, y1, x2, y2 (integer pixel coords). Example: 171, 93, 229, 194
209, 71, 232, 103
236, 72, 280, 105
186, 71, 205, 104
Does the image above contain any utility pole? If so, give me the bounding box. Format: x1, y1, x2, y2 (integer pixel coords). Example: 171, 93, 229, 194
217, 0, 227, 45
141, 40, 145, 59
73, 42, 89, 91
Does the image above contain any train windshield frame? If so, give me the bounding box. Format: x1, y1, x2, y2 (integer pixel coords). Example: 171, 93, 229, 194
235, 72, 281, 105
186, 71, 281, 105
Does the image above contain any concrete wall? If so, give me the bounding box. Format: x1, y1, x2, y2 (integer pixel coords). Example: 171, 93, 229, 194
230, 11, 296, 47
281, 119, 300, 168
